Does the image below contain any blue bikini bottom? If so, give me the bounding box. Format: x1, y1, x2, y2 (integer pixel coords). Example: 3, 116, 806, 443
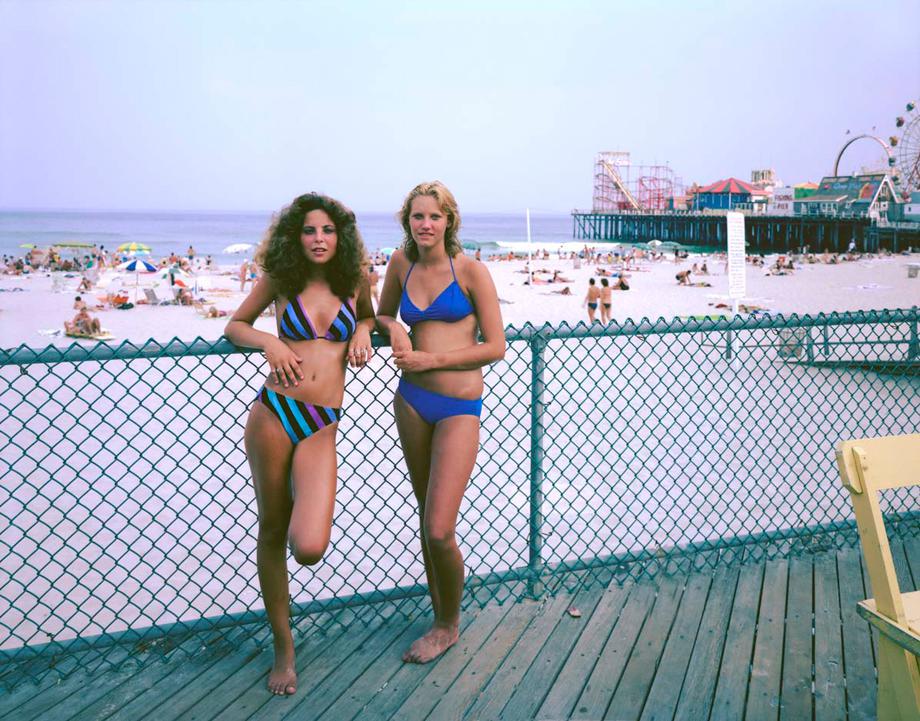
397, 377, 482, 425
257, 387, 341, 445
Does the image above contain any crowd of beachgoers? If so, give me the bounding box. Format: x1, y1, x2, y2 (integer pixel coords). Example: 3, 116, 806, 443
0, 241, 917, 347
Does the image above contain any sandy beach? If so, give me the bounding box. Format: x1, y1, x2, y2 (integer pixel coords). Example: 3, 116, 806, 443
1, 251, 918, 350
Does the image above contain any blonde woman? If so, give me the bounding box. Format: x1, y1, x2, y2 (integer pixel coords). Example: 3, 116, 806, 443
376, 181, 505, 663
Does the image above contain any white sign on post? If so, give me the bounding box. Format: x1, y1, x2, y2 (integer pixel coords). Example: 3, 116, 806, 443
726, 211, 746, 303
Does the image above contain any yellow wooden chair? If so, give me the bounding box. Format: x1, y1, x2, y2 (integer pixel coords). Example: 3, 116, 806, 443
837, 434, 920, 721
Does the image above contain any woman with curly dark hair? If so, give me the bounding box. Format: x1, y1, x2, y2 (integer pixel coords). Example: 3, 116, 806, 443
376, 181, 505, 664
225, 192, 375, 696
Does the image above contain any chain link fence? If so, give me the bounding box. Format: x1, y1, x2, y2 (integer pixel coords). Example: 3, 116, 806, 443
1, 308, 918, 687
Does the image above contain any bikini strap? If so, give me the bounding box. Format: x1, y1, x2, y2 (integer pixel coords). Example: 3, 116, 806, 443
448, 255, 458, 281
403, 262, 416, 287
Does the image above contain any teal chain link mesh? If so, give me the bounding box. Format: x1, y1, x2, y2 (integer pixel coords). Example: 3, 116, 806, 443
1, 308, 918, 688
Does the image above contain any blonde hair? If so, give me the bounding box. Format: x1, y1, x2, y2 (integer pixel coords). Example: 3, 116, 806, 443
398, 181, 463, 261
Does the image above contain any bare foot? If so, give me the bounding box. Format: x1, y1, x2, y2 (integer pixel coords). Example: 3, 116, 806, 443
402, 623, 459, 664
267, 644, 297, 695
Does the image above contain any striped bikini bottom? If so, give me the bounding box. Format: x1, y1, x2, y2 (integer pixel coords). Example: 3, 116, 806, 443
256, 387, 342, 445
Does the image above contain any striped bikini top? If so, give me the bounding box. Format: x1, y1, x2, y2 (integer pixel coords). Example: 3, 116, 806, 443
279, 294, 357, 343
400, 256, 475, 328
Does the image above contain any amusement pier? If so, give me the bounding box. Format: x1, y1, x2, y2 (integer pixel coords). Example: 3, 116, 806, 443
573, 119, 920, 252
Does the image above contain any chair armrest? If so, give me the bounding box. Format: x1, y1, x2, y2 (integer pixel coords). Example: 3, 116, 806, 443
858, 600, 920, 655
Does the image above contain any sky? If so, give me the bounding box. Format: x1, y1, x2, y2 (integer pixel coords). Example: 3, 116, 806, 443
1, 0, 918, 213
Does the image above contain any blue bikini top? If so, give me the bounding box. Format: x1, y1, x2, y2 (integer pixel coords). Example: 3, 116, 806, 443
279, 294, 357, 342
400, 256, 475, 327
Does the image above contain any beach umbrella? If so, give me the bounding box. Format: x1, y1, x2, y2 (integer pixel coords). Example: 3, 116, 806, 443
223, 243, 253, 254
19, 243, 36, 249
118, 258, 158, 302
117, 241, 152, 254
54, 241, 95, 249
380, 246, 396, 257
119, 259, 158, 273
158, 266, 190, 280
647, 239, 663, 248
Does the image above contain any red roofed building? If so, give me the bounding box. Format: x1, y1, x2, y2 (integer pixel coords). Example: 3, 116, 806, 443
693, 177, 769, 211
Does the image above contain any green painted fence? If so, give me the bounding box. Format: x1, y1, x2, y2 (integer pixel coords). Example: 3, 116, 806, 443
1, 308, 918, 688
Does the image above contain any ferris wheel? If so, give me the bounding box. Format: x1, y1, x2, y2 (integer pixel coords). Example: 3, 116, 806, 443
890, 100, 920, 198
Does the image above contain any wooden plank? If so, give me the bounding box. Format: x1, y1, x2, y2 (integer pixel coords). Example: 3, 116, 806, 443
0, 660, 95, 721
40, 629, 240, 721
408, 593, 571, 719
354, 599, 515, 721
312, 618, 430, 721
709, 562, 764, 721
858, 549, 879, 663
174, 607, 389, 721
779, 555, 813, 721
423, 596, 550, 721
813, 551, 846, 721
605, 575, 685, 720
890, 537, 916, 593
112, 618, 341, 721
639, 572, 712, 721
837, 546, 877, 721
288, 613, 447, 721
746, 558, 789, 721
902, 534, 920, 586
568, 582, 657, 721
238, 607, 393, 721
496, 587, 606, 721
66, 634, 236, 721
2, 647, 135, 721
535, 582, 632, 721
672, 565, 740, 721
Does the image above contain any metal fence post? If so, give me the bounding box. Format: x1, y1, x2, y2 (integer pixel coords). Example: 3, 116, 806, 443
909, 306, 919, 360
806, 328, 815, 363
528, 334, 547, 599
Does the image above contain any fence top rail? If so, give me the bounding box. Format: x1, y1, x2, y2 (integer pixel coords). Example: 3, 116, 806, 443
2, 307, 917, 367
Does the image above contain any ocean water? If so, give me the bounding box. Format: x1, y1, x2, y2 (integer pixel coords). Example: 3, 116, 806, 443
0, 209, 581, 264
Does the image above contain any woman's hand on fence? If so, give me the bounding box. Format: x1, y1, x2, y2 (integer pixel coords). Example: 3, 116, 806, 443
347, 327, 373, 368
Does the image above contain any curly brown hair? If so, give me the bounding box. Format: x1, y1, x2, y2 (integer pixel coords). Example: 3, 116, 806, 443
255, 193, 366, 300
398, 181, 463, 262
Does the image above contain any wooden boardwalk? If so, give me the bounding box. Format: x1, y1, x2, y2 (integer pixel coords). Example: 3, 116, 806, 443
2, 537, 918, 721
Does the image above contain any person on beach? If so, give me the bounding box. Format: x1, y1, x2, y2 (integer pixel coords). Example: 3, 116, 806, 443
224, 193, 375, 696
239, 259, 250, 292
65, 307, 101, 336
584, 277, 600, 322
599, 277, 612, 323
376, 181, 505, 664
368, 264, 380, 309
676, 269, 691, 286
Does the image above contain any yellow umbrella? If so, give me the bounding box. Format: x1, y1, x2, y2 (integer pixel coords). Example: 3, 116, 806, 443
54, 241, 95, 249
117, 242, 152, 253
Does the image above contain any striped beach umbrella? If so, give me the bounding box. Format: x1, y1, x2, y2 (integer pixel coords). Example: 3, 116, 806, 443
117, 242, 152, 254
118, 258, 158, 302
119, 259, 157, 273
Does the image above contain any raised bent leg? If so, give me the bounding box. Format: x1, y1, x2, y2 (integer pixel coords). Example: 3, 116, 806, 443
287, 422, 339, 566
